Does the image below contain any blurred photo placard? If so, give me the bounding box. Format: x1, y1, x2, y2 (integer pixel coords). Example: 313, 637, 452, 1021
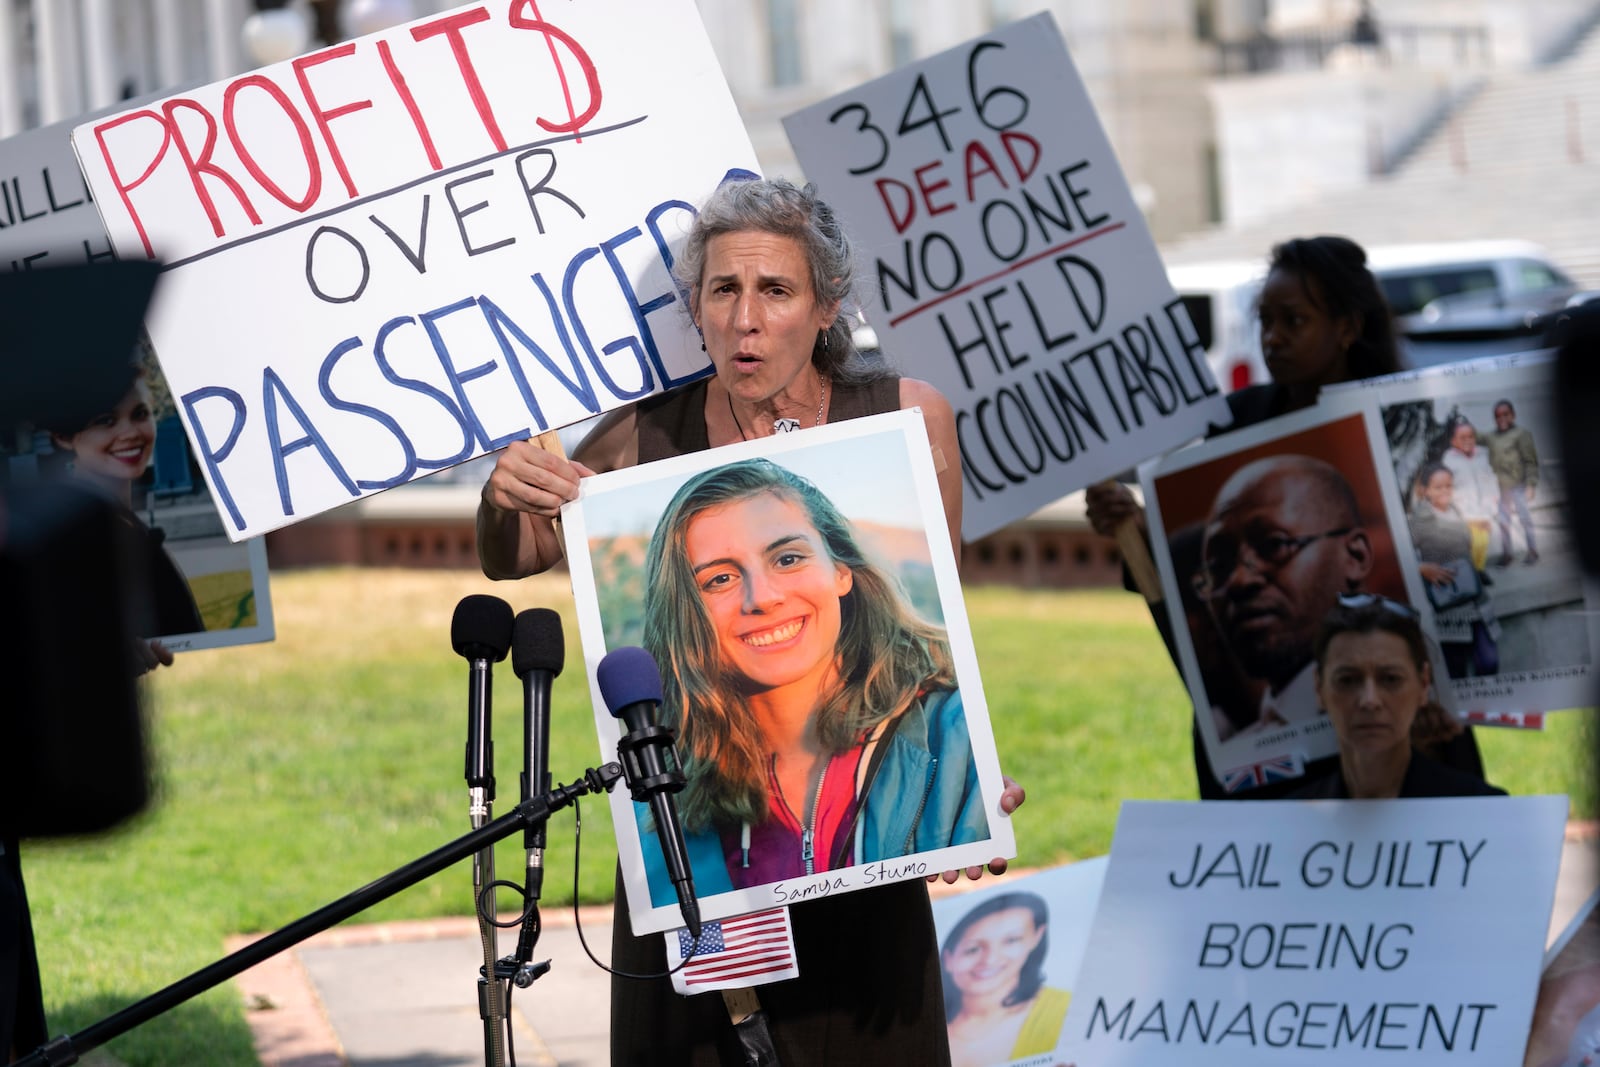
783, 12, 1228, 542
1062, 797, 1567, 1066
563, 410, 1014, 935
1140, 406, 1434, 789
930, 857, 1108, 1066
73, 0, 757, 540
1323, 357, 1596, 719
0, 109, 273, 652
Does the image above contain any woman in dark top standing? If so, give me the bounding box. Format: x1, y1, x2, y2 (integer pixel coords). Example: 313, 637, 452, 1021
479, 177, 1023, 1064
1290, 596, 1504, 799
1087, 236, 1485, 798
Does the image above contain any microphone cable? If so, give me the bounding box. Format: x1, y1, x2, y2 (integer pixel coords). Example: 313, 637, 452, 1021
472, 797, 701, 1067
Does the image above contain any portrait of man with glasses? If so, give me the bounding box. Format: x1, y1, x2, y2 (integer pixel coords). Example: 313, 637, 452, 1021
1195, 454, 1374, 736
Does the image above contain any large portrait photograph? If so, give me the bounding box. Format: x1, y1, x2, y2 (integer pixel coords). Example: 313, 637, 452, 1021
564, 410, 1014, 934
1141, 407, 1431, 786
1365, 358, 1595, 717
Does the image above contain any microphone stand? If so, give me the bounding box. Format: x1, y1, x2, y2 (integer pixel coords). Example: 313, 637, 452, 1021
16, 765, 623, 1067
463, 641, 506, 1067
468, 737, 505, 1067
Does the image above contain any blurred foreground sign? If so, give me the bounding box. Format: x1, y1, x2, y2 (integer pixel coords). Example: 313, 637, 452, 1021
74, 0, 755, 539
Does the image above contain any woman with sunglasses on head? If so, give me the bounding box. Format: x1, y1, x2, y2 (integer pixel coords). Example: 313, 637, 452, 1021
1291, 595, 1503, 799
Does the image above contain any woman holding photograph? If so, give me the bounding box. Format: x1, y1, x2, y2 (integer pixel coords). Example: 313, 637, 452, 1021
1086, 236, 1485, 798
477, 176, 1022, 1064
47, 366, 203, 660
638, 458, 986, 896
1410, 463, 1501, 678
1290, 595, 1504, 799
941, 892, 1070, 1067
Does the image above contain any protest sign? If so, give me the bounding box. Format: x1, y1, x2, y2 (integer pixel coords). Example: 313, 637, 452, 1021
1062, 797, 1568, 1065
930, 856, 1108, 1067
562, 410, 1014, 934
73, 0, 757, 539
1, 108, 273, 652
1140, 405, 1434, 788
782, 12, 1228, 541
1, 113, 116, 270
1322, 357, 1596, 718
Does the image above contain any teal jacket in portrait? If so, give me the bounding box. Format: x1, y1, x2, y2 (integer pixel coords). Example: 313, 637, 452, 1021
635, 687, 988, 907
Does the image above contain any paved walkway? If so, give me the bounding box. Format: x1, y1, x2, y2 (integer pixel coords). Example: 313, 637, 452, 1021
232, 831, 1599, 1067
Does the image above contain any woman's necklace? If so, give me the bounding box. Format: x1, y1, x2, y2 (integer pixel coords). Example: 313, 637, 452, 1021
727, 372, 828, 440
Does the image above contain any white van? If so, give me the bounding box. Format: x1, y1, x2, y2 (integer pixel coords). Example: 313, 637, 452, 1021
1166, 240, 1577, 390
1366, 239, 1577, 319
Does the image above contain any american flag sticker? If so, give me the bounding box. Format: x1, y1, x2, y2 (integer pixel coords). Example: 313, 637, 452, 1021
1463, 709, 1545, 730
666, 907, 799, 994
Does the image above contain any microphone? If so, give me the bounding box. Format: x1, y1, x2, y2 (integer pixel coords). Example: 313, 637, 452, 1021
510, 608, 563, 966
451, 595, 514, 798
450, 595, 513, 1064
597, 646, 701, 939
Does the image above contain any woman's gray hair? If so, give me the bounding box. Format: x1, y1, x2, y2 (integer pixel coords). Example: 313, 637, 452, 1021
675, 177, 887, 384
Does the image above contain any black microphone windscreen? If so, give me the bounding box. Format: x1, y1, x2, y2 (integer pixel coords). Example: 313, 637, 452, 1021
597, 646, 664, 715
511, 608, 565, 677
451, 594, 514, 661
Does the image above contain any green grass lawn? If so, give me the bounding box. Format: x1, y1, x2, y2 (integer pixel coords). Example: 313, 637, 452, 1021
20, 571, 1595, 1065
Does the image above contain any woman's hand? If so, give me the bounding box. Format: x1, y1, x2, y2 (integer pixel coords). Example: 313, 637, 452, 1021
482, 439, 594, 520
132, 638, 174, 675
477, 438, 597, 580
1418, 562, 1452, 585
1084, 481, 1145, 540
930, 776, 1027, 885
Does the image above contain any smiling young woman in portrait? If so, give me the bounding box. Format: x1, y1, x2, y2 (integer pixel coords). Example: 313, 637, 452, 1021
941, 892, 1069, 1067
46, 367, 204, 649
638, 458, 987, 893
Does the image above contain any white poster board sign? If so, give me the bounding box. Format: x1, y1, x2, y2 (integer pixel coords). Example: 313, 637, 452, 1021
0, 111, 117, 269
1, 106, 273, 652
562, 410, 1015, 934
73, 0, 757, 539
1063, 797, 1568, 1065
1140, 405, 1439, 787
782, 12, 1228, 542
1321, 357, 1597, 718
930, 856, 1108, 1067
